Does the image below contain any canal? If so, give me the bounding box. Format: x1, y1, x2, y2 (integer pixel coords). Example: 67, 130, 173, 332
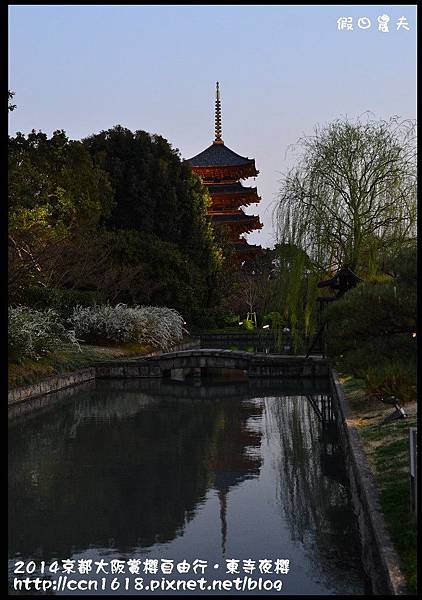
8, 377, 371, 595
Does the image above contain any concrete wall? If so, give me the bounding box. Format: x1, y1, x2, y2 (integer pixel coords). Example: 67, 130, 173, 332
94, 353, 330, 380
8, 368, 96, 407
8, 379, 96, 420
330, 370, 408, 595
8, 339, 201, 410
8, 348, 328, 413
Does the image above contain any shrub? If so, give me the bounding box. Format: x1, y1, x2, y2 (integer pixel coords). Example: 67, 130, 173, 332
340, 336, 415, 376
242, 319, 255, 331
263, 312, 283, 329
363, 363, 416, 404
187, 307, 234, 330
8, 306, 80, 363
130, 306, 185, 349
69, 304, 185, 350
325, 279, 416, 374
213, 309, 240, 329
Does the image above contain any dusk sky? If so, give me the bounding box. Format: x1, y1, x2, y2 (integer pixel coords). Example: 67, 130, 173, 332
9, 5, 417, 247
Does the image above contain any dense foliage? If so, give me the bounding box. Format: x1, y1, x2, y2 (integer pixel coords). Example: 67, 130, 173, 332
325, 243, 417, 400
9, 126, 224, 326
8, 306, 80, 363
69, 304, 185, 349
8, 130, 113, 299
270, 243, 322, 351
99, 229, 215, 322
275, 116, 416, 274
83, 126, 216, 264
19, 287, 103, 319
273, 116, 417, 348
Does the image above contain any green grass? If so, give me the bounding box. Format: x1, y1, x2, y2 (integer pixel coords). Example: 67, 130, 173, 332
8, 342, 153, 388
360, 423, 417, 593
340, 374, 417, 594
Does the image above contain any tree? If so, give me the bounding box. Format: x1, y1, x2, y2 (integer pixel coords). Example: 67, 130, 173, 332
275, 115, 416, 275
270, 243, 322, 350
324, 241, 416, 377
8, 90, 16, 112
95, 230, 212, 323
8, 130, 113, 299
272, 116, 416, 349
9, 126, 224, 326
82, 125, 219, 270
224, 250, 276, 320
82, 126, 223, 317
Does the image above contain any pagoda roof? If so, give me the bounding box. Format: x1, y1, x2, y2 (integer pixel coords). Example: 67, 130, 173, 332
232, 240, 264, 255
207, 182, 257, 195
233, 237, 262, 247
211, 213, 260, 223
188, 142, 255, 168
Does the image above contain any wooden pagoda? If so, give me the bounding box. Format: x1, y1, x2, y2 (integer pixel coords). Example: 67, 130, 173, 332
187, 82, 263, 261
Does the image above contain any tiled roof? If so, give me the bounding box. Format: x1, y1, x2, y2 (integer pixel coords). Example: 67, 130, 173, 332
187, 142, 254, 168
232, 240, 263, 252
211, 213, 259, 223
207, 182, 256, 194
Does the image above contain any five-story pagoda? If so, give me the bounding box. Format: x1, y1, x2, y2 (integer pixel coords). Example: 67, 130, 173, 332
187, 83, 263, 261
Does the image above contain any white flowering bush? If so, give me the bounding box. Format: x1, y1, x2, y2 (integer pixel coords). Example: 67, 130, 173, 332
8, 306, 80, 363
69, 304, 186, 350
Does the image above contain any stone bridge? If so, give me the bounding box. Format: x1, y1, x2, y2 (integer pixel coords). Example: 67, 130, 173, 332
95, 349, 329, 380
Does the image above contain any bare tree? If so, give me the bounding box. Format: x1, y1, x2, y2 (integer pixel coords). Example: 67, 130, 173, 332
225, 264, 274, 320
8, 224, 112, 301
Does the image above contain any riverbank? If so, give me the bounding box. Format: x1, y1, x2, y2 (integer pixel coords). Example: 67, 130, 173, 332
8, 344, 417, 593
8, 343, 154, 389
9, 338, 198, 389
9, 338, 202, 398
339, 375, 417, 594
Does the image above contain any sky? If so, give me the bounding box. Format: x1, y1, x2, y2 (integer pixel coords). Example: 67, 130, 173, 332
8, 4, 417, 248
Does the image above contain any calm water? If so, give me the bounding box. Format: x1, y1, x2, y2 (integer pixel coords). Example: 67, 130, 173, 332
9, 378, 370, 595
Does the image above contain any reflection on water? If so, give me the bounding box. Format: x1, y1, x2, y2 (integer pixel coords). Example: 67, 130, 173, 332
9, 378, 370, 595
264, 396, 361, 591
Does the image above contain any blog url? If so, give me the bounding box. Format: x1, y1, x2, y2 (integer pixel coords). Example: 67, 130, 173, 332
13, 575, 284, 593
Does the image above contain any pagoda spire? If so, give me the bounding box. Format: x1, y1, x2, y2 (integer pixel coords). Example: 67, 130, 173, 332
214, 81, 224, 144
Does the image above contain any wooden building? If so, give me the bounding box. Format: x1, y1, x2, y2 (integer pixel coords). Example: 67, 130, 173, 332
187, 82, 263, 261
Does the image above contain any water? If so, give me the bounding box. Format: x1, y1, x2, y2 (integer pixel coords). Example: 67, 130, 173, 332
9, 378, 370, 595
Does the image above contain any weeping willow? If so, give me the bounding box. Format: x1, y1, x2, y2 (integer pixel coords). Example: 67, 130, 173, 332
272, 243, 323, 353
272, 116, 417, 352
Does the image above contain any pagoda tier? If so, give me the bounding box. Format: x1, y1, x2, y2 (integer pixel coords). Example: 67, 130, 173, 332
231, 238, 264, 261
186, 82, 263, 260
207, 182, 261, 211
189, 143, 259, 182
211, 212, 263, 240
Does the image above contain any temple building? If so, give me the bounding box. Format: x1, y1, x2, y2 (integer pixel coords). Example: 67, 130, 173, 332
187, 82, 263, 261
